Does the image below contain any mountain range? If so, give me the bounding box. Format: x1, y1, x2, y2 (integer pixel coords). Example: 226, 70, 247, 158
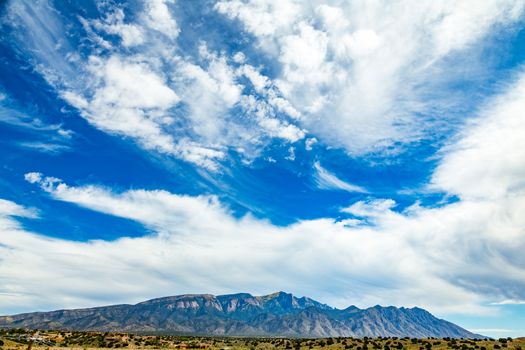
0, 292, 481, 338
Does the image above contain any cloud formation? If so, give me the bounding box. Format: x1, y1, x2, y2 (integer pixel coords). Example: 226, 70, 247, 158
62, 55, 181, 155
7, 0, 524, 170
2, 70, 525, 318
313, 162, 367, 193
3, 0, 305, 170
216, 0, 525, 155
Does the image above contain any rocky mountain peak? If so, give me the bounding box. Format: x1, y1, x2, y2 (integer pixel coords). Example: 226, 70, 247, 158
0, 292, 482, 338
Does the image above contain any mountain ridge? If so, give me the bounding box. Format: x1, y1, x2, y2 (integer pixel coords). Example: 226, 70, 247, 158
0, 292, 482, 338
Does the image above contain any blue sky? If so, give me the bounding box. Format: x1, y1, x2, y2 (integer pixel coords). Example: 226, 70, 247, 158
1, 0, 525, 338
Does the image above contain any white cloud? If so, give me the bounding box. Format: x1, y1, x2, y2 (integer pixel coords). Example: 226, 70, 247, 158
60, 54, 230, 170
431, 73, 525, 200
8, 176, 483, 315
16, 142, 70, 154
3, 0, 78, 87
24, 172, 42, 184
431, 1, 525, 56
176, 48, 242, 142
490, 299, 525, 305
171, 45, 304, 156
61, 55, 181, 153
305, 137, 317, 151
89, 55, 179, 110
5, 0, 525, 170
23, 174, 227, 230
232, 52, 246, 63
0, 199, 37, 219
470, 329, 515, 333
0, 92, 75, 153
285, 146, 295, 161
279, 22, 329, 81
341, 199, 396, 217
239, 94, 305, 143
8, 164, 520, 316
238, 64, 269, 93
144, 0, 179, 39
314, 162, 367, 193
113, 24, 145, 47
3, 0, 308, 170
217, 0, 525, 155
93, 8, 145, 47
214, 0, 300, 38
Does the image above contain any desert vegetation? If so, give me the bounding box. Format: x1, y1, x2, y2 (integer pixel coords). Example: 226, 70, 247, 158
0, 329, 523, 350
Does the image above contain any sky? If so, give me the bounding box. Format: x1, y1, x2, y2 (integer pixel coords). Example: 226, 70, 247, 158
0, 0, 525, 339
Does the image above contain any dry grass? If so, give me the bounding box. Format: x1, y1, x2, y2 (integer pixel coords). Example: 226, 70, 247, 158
0, 329, 523, 350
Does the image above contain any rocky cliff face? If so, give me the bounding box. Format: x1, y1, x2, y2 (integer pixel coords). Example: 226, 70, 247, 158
0, 292, 481, 338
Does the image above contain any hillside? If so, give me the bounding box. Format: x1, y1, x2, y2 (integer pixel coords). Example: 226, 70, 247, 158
0, 292, 481, 338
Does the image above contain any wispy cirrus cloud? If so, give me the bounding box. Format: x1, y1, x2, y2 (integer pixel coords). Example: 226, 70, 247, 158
216, 0, 525, 155
470, 329, 516, 333
5, 0, 525, 172
3, 0, 304, 170
490, 299, 525, 305
341, 199, 396, 218
0, 92, 74, 154
313, 162, 367, 193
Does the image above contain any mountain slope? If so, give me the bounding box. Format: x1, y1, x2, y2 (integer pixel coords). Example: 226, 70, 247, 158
0, 292, 481, 338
